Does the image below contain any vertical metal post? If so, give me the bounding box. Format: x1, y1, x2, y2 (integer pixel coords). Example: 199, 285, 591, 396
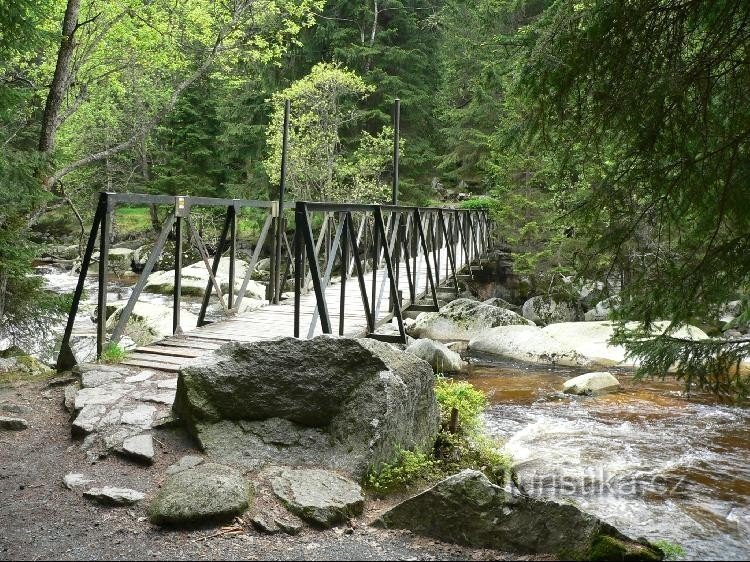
274, 99, 290, 304
370, 212, 379, 329
294, 205, 304, 338
392, 98, 400, 206
96, 192, 113, 359
173, 215, 183, 336
56, 194, 105, 371
339, 214, 349, 336
228, 203, 237, 309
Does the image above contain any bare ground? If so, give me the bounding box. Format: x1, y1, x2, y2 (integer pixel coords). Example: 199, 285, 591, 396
0, 379, 552, 561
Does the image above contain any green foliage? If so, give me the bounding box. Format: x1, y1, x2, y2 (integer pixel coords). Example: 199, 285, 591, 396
365, 448, 437, 493
652, 540, 686, 561
509, 0, 750, 396
434, 376, 488, 434
265, 62, 395, 203
100, 343, 126, 364
366, 378, 513, 495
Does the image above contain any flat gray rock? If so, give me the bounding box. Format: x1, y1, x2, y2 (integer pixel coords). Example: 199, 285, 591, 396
270, 468, 364, 528
251, 513, 280, 534
120, 434, 154, 463
63, 384, 78, 412
0, 416, 28, 431
166, 455, 204, 475
63, 473, 92, 490
120, 404, 157, 427
81, 370, 123, 388
72, 404, 107, 435
84, 486, 145, 505
148, 463, 251, 526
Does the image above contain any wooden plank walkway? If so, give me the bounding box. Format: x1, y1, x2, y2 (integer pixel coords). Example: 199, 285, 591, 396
121, 238, 478, 372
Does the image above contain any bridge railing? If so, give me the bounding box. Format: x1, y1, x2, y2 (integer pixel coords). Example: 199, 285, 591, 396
293, 201, 491, 344
56, 191, 291, 370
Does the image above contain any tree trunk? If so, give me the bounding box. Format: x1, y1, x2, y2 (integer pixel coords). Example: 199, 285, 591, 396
39, 0, 81, 159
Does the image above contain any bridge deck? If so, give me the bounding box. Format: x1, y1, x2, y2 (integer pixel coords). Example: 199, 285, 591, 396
121, 243, 475, 372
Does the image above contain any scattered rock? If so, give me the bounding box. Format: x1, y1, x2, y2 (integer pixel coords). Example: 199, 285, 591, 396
270, 468, 364, 528
173, 336, 439, 477
46, 374, 78, 387
84, 486, 145, 506
0, 354, 54, 380
119, 434, 155, 464
0, 402, 31, 415
62, 473, 92, 490
166, 455, 205, 475
405, 339, 466, 373
376, 470, 662, 560
275, 516, 304, 535
522, 295, 578, 325
72, 404, 107, 435
63, 384, 78, 412
563, 372, 621, 395
407, 298, 533, 341
251, 513, 280, 534
148, 463, 251, 526
0, 416, 28, 431
469, 325, 591, 367
482, 297, 521, 314
584, 297, 620, 322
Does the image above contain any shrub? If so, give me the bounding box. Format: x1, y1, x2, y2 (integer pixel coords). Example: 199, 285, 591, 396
365, 449, 436, 493
100, 343, 126, 364
434, 376, 488, 434
652, 540, 685, 561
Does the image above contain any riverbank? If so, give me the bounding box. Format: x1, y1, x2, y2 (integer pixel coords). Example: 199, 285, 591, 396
0, 376, 541, 561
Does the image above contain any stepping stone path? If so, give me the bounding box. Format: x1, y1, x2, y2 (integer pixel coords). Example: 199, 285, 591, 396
270, 468, 364, 528
84, 486, 145, 505
68, 363, 177, 462
148, 463, 251, 526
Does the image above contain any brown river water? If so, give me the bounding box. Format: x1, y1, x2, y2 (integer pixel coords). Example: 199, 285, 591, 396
465, 355, 750, 560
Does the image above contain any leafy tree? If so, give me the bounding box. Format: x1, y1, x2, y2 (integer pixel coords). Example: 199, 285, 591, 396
265, 62, 396, 203
514, 0, 750, 397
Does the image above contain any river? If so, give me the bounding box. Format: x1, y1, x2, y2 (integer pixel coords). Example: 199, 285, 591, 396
465, 355, 750, 560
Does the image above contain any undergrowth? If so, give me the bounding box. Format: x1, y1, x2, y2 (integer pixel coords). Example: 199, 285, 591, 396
100, 343, 126, 363
365, 376, 514, 494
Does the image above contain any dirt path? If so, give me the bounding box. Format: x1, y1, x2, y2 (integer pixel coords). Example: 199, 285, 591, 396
0, 379, 548, 561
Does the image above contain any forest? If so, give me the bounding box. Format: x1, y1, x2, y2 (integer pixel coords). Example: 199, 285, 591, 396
1, 0, 749, 395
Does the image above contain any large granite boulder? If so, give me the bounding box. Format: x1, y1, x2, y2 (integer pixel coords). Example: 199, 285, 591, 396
468, 325, 592, 367
173, 336, 439, 477
148, 463, 251, 526
407, 298, 533, 341
405, 339, 466, 373
469, 321, 709, 369
376, 470, 662, 561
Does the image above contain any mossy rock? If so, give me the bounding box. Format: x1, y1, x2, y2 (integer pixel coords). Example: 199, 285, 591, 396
148, 463, 252, 527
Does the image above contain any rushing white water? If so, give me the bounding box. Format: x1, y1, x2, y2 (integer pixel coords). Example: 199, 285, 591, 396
469, 358, 750, 560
